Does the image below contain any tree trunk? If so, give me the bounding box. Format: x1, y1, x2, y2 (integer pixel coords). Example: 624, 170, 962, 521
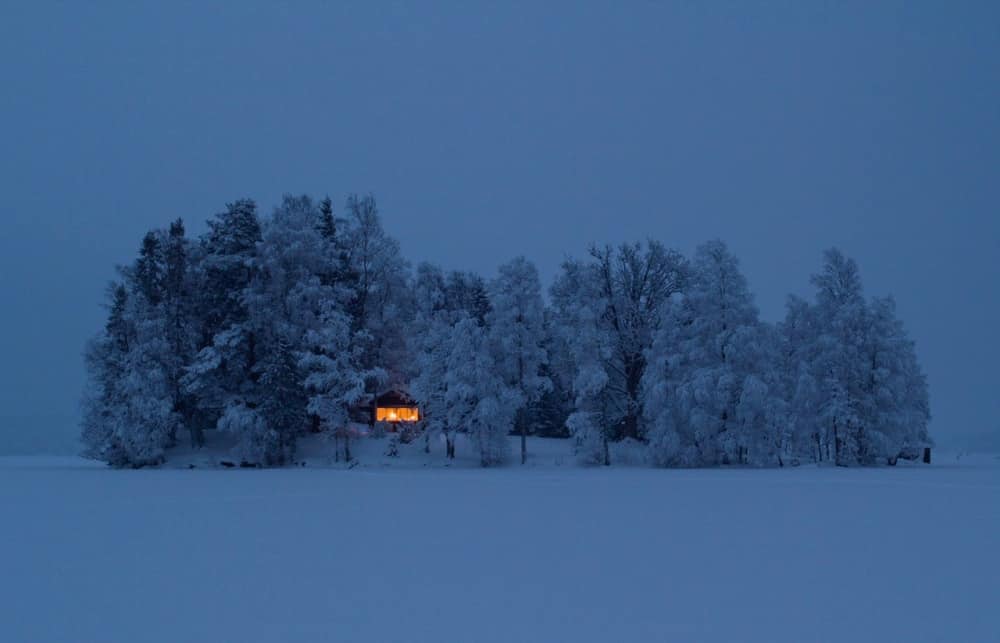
622, 353, 645, 441
520, 413, 527, 465
603, 436, 610, 466
622, 413, 639, 442
189, 424, 204, 449
833, 420, 841, 465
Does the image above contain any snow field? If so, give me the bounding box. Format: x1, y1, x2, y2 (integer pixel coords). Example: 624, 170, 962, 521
1, 444, 997, 643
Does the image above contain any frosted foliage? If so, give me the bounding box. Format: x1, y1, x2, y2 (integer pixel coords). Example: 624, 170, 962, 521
301, 303, 370, 435
487, 257, 551, 409
565, 410, 605, 465
550, 242, 687, 464
780, 249, 930, 465
410, 314, 453, 443
80, 291, 177, 467
444, 318, 513, 466
487, 257, 551, 464
343, 194, 412, 384
248, 195, 334, 343
217, 403, 275, 465
550, 259, 614, 463
409, 262, 506, 463
80, 195, 932, 471
643, 240, 786, 467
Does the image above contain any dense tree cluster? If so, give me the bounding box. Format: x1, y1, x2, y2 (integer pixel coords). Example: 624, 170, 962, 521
82, 195, 930, 468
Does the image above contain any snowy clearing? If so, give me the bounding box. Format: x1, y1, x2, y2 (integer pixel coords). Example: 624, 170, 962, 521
1, 442, 998, 643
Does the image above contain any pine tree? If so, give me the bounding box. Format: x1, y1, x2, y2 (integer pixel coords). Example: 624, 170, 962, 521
135, 231, 164, 306
80, 284, 131, 465
318, 196, 336, 240
533, 311, 574, 438
183, 199, 264, 459
196, 198, 262, 340
162, 219, 201, 447
109, 299, 176, 466
235, 195, 331, 464
446, 271, 491, 325
81, 273, 178, 467
255, 333, 306, 465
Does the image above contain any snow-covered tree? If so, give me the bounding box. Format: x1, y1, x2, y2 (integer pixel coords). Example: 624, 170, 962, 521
235, 195, 340, 464
81, 272, 178, 467
643, 240, 786, 466
301, 302, 377, 463
861, 296, 931, 463
445, 270, 491, 325
587, 242, 687, 442
318, 195, 337, 241
409, 283, 448, 455
161, 219, 202, 447
81, 284, 132, 465
777, 295, 822, 462
444, 318, 514, 466
488, 257, 550, 464
530, 307, 575, 439
551, 259, 615, 464
806, 249, 871, 465
780, 249, 931, 466
110, 302, 180, 465
82, 193, 932, 471
195, 198, 262, 340
343, 194, 412, 390
551, 242, 687, 464
409, 262, 486, 459
135, 231, 164, 307
182, 200, 265, 460
410, 313, 455, 457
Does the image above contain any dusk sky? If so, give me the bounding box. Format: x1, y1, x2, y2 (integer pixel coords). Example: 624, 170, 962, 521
1, 2, 997, 453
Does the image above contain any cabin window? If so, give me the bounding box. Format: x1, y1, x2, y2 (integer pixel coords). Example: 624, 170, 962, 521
376, 406, 420, 422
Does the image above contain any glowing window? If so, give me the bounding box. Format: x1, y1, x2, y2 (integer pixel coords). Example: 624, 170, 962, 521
376, 406, 420, 422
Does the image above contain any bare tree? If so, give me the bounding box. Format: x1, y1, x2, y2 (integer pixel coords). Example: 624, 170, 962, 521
553, 241, 687, 463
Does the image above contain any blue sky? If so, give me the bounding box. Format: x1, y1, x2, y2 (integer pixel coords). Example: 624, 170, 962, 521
1, 2, 997, 453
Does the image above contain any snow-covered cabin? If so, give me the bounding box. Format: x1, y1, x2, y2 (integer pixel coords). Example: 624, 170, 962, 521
372, 390, 420, 428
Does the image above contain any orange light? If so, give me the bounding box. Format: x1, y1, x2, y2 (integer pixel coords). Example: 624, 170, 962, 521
376, 406, 420, 423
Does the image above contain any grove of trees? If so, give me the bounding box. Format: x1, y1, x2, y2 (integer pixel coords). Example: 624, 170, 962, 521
81, 194, 931, 468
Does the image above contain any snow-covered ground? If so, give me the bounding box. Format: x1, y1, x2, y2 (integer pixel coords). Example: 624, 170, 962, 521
1, 437, 998, 643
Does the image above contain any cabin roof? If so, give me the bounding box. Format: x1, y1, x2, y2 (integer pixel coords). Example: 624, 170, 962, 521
374, 390, 418, 407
